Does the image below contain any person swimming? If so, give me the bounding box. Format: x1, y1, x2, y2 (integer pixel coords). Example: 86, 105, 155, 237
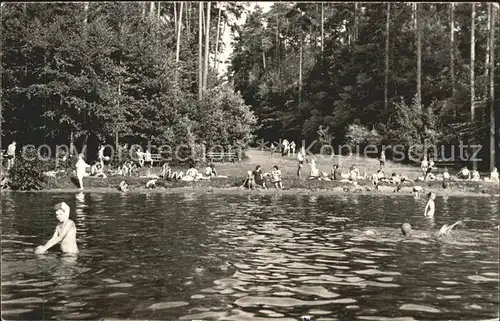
118, 180, 128, 192
35, 202, 78, 254
400, 221, 462, 238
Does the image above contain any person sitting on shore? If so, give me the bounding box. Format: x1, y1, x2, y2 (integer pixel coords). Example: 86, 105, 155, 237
271, 165, 283, 190
91, 160, 107, 178
241, 170, 255, 189
309, 158, 320, 180
171, 171, 183, 180
391, 172, 401, 185
424, 160, 435, 181
253, 165, 267, 189
118, 180, 129, 192
181, 165, 199, 181
331, 164, 343, 181
349, 165, 360, 181
471, 168, 481, 181
204, 163, 217, 178
457, 166, 471, 180
161, 162, 172, 179
35, 202, 78, 255
443, 168, 450, 181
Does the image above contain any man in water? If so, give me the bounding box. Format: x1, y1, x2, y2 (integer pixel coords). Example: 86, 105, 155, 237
35, 202, 79, 254
424, 192, 436, 217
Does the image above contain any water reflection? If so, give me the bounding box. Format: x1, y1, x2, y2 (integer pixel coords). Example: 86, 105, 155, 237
1, 193, 498, 321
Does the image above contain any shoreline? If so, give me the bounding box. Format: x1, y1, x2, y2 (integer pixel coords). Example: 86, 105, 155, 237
2, 184, 499, 197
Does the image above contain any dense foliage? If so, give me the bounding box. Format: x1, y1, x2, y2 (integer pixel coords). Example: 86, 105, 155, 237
7, 147, 48, 190
229, 3, 499, 167
1, 2, 255, 160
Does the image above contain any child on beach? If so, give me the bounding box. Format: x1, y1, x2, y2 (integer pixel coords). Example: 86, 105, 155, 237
271, 165, 283, 190
424, 192, 436, 218
35, 202, 79, 255
241, 170, 255, 189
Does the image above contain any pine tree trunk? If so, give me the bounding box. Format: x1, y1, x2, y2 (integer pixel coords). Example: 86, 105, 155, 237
187, 3, 190, 34
485, 3, 491, 98
149, 2, 155, 18
176, 2, 183, 64
157, 2, 160, 20
203, 2, 211, 91
174, 3, 177, 33
416, 3, 421, 104
450, 3, 456, 97
489, 3, 496, 171
83, 2, 89, 25
354, 3, 358, 42
471, 3, 475, 122
470, 3, 476, 168
385, 3, 390, 112
198, 2, 203, 100
214, 4, 222, 75
321, 3, 324, 54
142, 2, 146, 18
115, 81, 121, 160
299, 30, 303, 115
411, 3, 415, 30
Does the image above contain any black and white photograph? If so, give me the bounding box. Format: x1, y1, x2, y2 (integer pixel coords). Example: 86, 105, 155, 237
1, 1, 499, 320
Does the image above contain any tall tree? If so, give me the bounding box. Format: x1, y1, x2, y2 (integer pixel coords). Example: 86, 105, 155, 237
214, 3, 222, 75
450, 3, 456, 98
175, 2, 183, 64
470, 3, 475, 122
320, 3, 324, 54
198, 2, 203, 100
203, 2, 211, 91
485, 3, 491, 98
384, 3, 390, 112
489, 2, 496, 171
416, 3, 421, 104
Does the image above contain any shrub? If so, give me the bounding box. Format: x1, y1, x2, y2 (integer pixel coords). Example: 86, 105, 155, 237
345, 124, 382, 154
7, 147, 48, 191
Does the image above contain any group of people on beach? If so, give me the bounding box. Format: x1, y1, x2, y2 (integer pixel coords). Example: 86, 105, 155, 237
241, 165, 284, 190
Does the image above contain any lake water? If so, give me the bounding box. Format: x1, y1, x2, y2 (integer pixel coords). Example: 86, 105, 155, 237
1, 192, 499, 321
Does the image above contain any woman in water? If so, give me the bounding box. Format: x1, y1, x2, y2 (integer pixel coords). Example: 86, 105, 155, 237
35, 202, 78, 255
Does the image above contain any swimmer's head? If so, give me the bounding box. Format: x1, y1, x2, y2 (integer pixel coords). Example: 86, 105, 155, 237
427, 191, 436, 200
401, 223, 412, 236
54, 202, 70, 222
